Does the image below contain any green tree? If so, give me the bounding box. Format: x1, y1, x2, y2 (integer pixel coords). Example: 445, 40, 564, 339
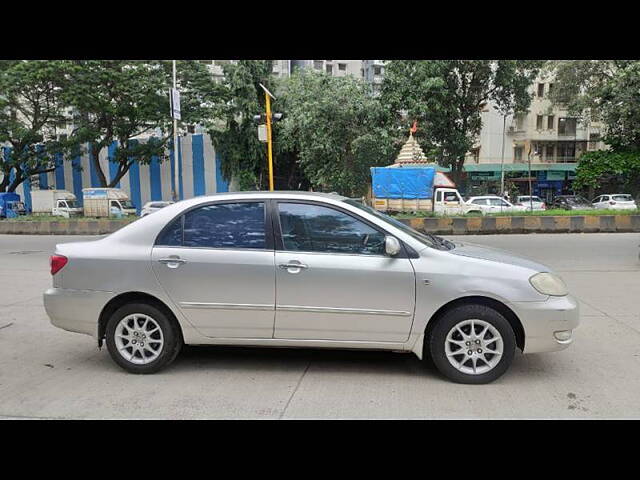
279, 70, 396, 196
0, 60, 69, 192
60, 60, 219, 188
208, 60, 274, 190
573, 150, 640, 198
381, 60, 542, 184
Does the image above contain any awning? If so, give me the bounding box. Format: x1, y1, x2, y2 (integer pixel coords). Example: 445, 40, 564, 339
463, 163, 577, 173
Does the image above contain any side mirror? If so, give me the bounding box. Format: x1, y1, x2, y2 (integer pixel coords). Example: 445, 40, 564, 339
385, 236, 401, 256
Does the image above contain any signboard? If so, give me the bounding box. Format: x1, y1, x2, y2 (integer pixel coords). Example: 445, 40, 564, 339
170, 88, 181, 120
547, 171, 566, 181
83, 189, 108, 198
471, 172, 500, 181
258, 124, 267, 142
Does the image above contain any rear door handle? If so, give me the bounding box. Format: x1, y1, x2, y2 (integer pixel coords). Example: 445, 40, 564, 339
158, 257, 186, 268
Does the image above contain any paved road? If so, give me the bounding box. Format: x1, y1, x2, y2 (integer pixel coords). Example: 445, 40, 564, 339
1, 233, 639, 419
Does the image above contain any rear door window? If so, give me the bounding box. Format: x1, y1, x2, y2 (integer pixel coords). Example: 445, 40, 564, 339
156, 202, 266, 249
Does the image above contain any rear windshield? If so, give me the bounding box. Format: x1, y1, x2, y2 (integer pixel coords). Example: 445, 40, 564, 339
612, 195, 633, 202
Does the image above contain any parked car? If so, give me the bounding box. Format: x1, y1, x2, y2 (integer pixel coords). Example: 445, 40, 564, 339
515, 195, 546, 211
592, 194, 638, 210
44, 191, 579, 384
550, 195, 593, 211
466, 196, 528, 215
140, 201, 174, 217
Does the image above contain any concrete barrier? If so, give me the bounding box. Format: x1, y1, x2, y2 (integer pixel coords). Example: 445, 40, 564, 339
397, 215, 640, 235
1, 215, 639, 235
0, 219, 134, 235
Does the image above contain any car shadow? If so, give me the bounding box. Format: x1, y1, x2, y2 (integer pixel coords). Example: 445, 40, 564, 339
171, 344, 442, 379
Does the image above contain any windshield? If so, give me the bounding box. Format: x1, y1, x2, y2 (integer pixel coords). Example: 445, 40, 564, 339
65, 200, 77, 208
343, 199, 453, 250
612, 195, 633, 202
121, 201, 135, 209
566, 196, 589, 205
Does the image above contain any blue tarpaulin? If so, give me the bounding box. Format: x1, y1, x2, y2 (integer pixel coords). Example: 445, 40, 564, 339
371, 167, 436, 199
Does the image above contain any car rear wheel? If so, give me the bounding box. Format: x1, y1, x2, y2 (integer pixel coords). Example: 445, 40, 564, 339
105, 303, 182, 374
428, 304, 516, 384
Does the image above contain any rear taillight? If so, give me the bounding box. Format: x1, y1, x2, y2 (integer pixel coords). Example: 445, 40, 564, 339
609, 201, 616, 205
50, 255, 68, 275
541, 203, 546, 209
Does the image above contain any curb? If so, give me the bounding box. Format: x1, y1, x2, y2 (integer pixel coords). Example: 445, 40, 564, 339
398, 215, 640, 235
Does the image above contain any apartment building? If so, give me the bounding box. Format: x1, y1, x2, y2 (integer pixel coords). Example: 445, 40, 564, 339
291, 60, 364, 78
463, 74, 607, 199
362, 60, 385, 94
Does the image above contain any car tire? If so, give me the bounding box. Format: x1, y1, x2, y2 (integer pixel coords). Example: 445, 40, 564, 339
428, 304, 516, 384
105, 302, 183, 374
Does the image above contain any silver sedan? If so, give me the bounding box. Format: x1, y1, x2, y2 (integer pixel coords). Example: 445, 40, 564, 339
44, 191, 579, 384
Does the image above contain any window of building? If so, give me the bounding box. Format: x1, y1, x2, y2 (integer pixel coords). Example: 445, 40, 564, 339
537, 83, 545, 97
589, 133, 601, 149
338, 63, 347, 71
374, 66, 382, 75
313, 60, 323, 70
557, 142, 576, 161
156, 202, 266, 249
277, 202, 386, 255
558, 118, 577, 135
326, 64, 333, 74
514, 146, 524, 162
548, 83, 555, 95
547, 115, 554, 130
546, 144, 555, 160
515, 114, 525, 131
536, 115, 543, 130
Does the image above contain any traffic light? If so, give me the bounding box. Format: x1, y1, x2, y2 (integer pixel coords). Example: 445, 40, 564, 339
252, 113, 284, 123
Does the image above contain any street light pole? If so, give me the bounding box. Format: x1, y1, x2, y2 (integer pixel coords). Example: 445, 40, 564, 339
172, 60, 179, 202
500, 113, 506, 196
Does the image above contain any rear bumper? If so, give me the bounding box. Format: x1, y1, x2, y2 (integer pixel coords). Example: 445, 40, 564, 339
44, 288, 116, 338
511, 295, 580, 354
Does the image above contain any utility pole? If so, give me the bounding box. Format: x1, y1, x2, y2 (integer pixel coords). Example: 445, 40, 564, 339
500, 112, 507, 213
171, 60, 179, 202
528, 145, 534, 212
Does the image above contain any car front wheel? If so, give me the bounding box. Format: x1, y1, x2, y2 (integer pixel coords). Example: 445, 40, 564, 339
428, 304, 516, 384
105, 303, 182, 374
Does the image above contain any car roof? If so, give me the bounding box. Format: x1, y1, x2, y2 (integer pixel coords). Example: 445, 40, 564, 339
182, 190, 348, 201
468, 195, 502, 199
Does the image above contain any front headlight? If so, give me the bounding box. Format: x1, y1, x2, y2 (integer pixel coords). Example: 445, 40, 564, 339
529, 272, 568, 296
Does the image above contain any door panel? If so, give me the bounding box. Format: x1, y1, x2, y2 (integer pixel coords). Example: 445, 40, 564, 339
152, 247, 275, 338
275, 252, 415, 342
151, 200, 276, 338
272, 201, 415, 342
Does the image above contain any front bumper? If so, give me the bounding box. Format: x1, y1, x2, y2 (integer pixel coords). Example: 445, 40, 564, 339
44, 288, 116, 338
511, 294, 580, 354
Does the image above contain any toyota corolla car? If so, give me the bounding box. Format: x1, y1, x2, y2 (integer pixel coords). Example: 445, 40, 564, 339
44, 191, 579, 384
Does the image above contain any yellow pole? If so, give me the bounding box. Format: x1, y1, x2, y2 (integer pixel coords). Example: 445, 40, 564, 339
265, 92, 274, 191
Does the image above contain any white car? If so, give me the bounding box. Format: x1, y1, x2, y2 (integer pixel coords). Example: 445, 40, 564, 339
516, 196, 546, 211
592, 194, 637, 210
466, 196, 528, 215
140, 201, 174, 217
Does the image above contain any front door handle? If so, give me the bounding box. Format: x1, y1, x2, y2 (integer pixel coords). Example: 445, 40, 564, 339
278, 262, 309, 272
158, 257, 186, 268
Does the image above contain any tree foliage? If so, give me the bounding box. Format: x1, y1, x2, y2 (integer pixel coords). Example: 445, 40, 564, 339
0, 60, 69, 192
208, 60, 280, 190
279, 70, 396, 196
380, 60, 542, 183
60, 60, 219, 188
546, 60, 640, 151
574, 150, 640, 197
